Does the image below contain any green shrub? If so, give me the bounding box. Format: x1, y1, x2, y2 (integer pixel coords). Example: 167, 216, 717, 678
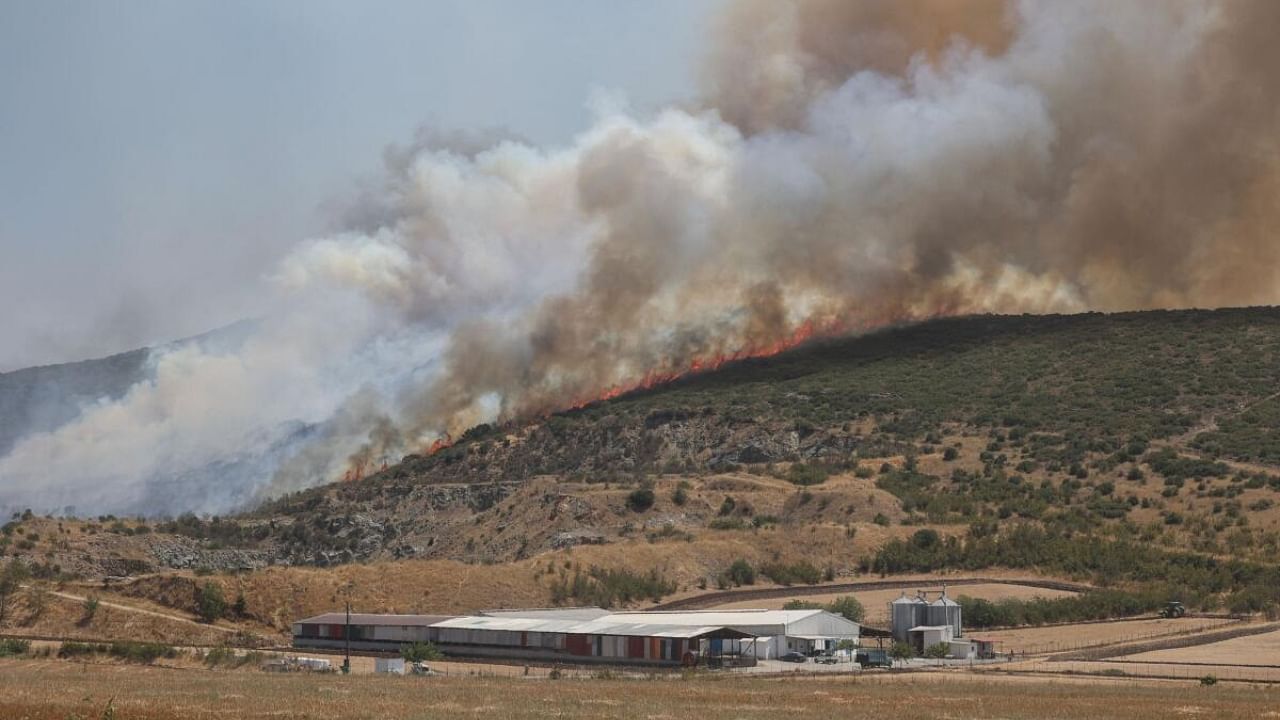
0, 638, 30, 657
196, 581, 227, 623
549, 566, 676, 607
787, 462, 830, 486
759, 561, 822, 586
626, 488, 656, 513
924, 642, 951, 659
58, 641, 107, 658
401, 642, 443, 663
671, 482, 689, 506
203, 647, 236, 667
108, 641, 178, 664
726, 559, 756, 586
889, 642, 914, 663
826, 596, 865, 623
82, 594, 100, 624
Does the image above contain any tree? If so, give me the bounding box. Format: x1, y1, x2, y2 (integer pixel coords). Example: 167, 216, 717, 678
0, 560, 30, 624
718, 496, 736, 516
626, 488, 655, 513
924, 642, 951, 659
671, 482, 689, 507
27, 582, 49, 620
835, 639, 857, 652
82, 594, 101, 625
825, 596, 865, 623
196, 581, 227, 623
889, 642, 914, 665
726, 559, 755, 586
401, 642, 442, 663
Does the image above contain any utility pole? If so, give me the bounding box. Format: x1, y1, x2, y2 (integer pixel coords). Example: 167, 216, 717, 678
343, 600, 351, 675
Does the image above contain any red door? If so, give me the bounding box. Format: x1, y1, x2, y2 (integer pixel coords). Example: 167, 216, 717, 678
565, 634, 591, 656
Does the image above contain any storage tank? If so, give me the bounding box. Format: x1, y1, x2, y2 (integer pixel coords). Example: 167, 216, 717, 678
890, 593, 929, 642
928, 592, 963, 638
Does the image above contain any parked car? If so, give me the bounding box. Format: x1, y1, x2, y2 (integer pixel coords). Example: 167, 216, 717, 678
780, 652, 809, 663
815, 654, 839, 665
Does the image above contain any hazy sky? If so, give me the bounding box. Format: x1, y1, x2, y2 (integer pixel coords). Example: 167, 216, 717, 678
0, 0, 717, 371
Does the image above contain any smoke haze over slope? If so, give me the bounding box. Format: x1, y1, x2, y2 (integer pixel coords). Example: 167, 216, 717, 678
2, 0, 1279, 516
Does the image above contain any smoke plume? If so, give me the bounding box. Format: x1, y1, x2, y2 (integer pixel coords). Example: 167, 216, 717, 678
2, 0, 1278, 516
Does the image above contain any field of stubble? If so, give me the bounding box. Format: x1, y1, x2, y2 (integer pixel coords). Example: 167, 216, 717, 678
2, 659, 1277, 720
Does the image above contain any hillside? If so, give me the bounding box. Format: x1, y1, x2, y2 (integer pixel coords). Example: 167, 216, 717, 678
4, 308, 1280, 633
241, 307, 1280, 563
0, 320, 256, 460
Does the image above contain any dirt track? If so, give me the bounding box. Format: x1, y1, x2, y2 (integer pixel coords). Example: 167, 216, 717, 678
651, 576, 1097, 631
39, 587, 236, 633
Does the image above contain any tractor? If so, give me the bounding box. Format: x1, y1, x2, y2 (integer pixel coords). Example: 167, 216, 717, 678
1159, 601, 1187, 619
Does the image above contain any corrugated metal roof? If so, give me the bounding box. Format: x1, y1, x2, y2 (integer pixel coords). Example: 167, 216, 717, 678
295, 613, 455, 627
481, 607, 612, 620
430, 615, 754, 639
607, 609, 828, 627
908, 625, 953, 632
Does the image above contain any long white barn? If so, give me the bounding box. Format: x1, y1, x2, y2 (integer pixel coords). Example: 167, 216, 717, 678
293, 607, 859, 665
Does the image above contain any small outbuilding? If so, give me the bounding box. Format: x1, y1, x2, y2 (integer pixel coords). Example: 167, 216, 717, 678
374, 657, 406, 674
971, 638, 998, 659
907, 625, 954, 654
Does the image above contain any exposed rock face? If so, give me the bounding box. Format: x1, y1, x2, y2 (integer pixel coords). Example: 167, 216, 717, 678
550, 530, 608, 550
147, 540, 272, 572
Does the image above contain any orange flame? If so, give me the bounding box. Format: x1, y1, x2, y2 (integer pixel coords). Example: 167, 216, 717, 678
564, 317, 841, 412
426, 432, 454, 456
342, 460, 366, 483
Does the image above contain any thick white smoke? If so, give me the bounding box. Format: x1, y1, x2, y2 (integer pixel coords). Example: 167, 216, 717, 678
1, 0, 1277, 516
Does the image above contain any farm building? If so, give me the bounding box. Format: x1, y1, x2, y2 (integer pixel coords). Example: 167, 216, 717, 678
291, 613, 456, 653
891, 589, 962, 643
431, 613, 757, 666
292, 607, 858, 666
606, 609, 860, 659
947, 638, 977, 659
907, 624, 955, 654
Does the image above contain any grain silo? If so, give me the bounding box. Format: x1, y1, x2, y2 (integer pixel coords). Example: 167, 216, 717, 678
890, 592, 928, 642
928, 591, 963, 638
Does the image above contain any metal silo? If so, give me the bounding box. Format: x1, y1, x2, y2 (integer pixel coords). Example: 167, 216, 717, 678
890, 593, 927, 642
929, 593, 962, 638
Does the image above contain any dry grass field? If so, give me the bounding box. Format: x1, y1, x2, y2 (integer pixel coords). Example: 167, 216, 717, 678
2, 658, 1278, 720
0, 587, 234, 646
1020, 660, 1280, 683
971, 617, 1239, 654
1117, 627, 1280, 666
710, 582, 1079, 625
